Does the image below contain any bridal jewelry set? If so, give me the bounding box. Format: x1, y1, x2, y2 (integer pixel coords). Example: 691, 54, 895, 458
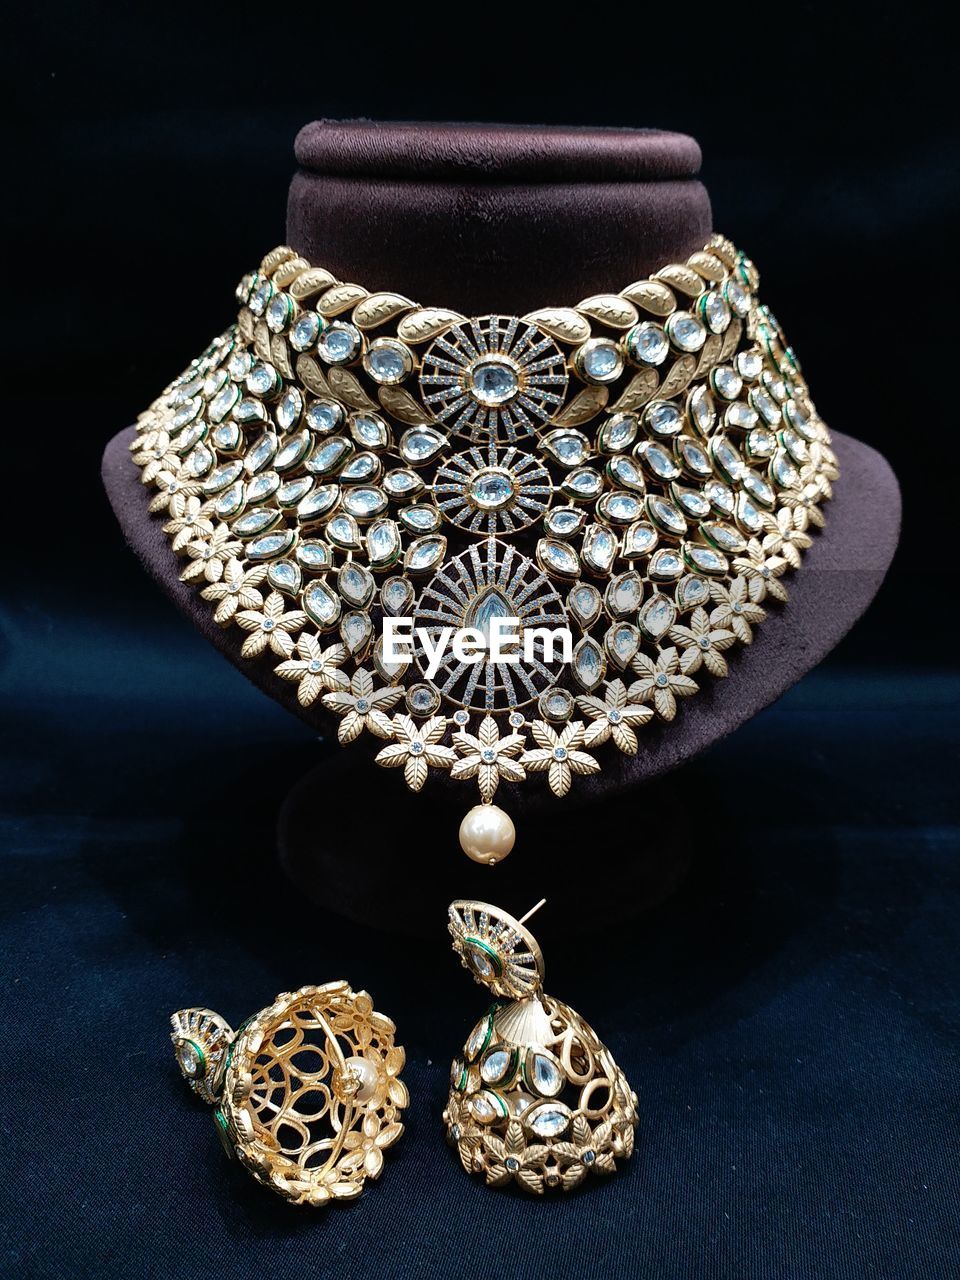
147, 231, 836, 1203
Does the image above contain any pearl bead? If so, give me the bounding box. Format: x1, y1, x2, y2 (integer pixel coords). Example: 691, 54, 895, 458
344, 1055, 379, 1103
459, 804, 515, 865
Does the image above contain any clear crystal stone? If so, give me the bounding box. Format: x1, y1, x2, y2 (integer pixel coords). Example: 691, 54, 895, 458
639, 594, 677, 639
317, 322, 360, 364
469, 358, 519, 405
644, 401, 683, 436
526, 1103, 570, 1139
666, 311, 706, 352
627, 321, 669, 366
538, 538, 580, 578
306, 400, 344, 434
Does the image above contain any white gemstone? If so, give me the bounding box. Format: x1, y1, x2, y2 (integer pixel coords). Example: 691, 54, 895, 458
573, 637, 605, 691
639, 594, 677, 639
304, 582, 341, 626
645, 402, 683, 436
580, 339, 622, 381
306, 400, 343, 433
538, 538, 580, 577
667, 311, 706, 352
627, 322, 669, 366
481, 1049, 512, 1084
400, 427, 444, 463
470, 469, 515, 509
529, 1053, 563, 1096
290, 312, 320, 352
367, 520, 400, 565
526, 1104, 570, 1139
469, 358, 519, 405
317, 323, 360, 364
366, 342, 408, 383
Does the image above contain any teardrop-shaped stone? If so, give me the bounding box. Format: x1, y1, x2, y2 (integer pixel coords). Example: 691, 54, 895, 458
537, 538, 581, 579
606, 622, 640, 669
542, 429, 589, 467
404, 535, 447, 573
268, 560, 302, 594
582, 524, 619, 574
648, 548, 684, 580
296, 484, 339, 522
342, 486, 388, 518
677, 574, 710, 609
231, 507, 280, 538
337, 563, 374, 608
527, 1052, 563, 1097
303, 580, 341, 629
683, 543, 729, 576
246, 530, 295, 561
366, 519, 401, 567
567, 583, 602, 628
400, 426, 445, 464
381, 575, 414, 615
606, 572, 643, 617
340, 610, 372, 655
622, 521, 658, 558
480, 1048, 515, 1085
306, 436, 351, 475
296, 542, 332, 571
639, 593, 677, 640
327, 514, 362, 548
572, 637, 605, 691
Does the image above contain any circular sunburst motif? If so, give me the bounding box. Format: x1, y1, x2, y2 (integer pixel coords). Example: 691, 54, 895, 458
418, 316, 569, 443
433, 444, 554, 536
413, 539, 568, 711
447, 900, 544, 1000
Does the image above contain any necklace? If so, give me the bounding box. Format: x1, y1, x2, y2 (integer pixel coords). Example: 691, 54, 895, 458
131, 233, 837, 863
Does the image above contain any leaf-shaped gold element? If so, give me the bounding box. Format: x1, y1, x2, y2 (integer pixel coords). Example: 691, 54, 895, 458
522, 308, 591, 345
655, 263, 705, 296
548, 759, 571, 797
378, 384, 430, 425
687, 250, 725, 282
611, 367, 659, 412
576, 294, 638, 330
260, 245, 295, 275
405, 756, 429, 792
658, 354, 698, 399
695, 333, 722, 377
238, 309, 254, 342
270, 334, 294, 380
353, 292, 416, 329
289, 267, 339, 300
273, 256, 311, 288
719, 317, 742, 362
517, 1168, 544, 1195
253, 320, 272, 361
396, 308, 466, 344
327, 367, 377, 410
295, 355, 331, 398
620, 279, 676, 316
317, 283, 368, 317
552, 384, 608, 427
504, 1121, 525, 1156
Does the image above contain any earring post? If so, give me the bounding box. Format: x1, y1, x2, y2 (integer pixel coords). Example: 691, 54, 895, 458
517, 898, 547, 926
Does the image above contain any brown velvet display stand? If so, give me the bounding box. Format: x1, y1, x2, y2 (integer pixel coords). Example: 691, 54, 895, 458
102, 121, 900, 937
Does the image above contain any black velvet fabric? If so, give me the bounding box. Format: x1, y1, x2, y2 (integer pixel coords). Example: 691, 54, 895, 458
3, 599, 958, 1277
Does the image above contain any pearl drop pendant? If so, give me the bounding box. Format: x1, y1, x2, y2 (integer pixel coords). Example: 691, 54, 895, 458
459, 804, 515, 865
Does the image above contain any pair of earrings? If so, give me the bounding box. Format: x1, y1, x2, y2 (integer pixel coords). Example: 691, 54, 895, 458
171, 900, 638, 1205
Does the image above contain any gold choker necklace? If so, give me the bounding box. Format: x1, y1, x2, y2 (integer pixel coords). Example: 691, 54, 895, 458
131, 233, 837, 863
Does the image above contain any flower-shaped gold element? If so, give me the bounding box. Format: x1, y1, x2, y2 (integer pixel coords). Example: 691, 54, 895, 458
760, 507, 812, 570
708, 577, 766, 644
341, 1111, 404, 1179
733, 539, 789, 603
783, 482, 826, 528
481, 1121, 551, 1193
179, 523, 243, 584
148, 469, 203, 514
235, 590, 308, 659
669, 607, 736, 677
201, 559, 267, 624
801, 461, 833, 503
551, 1115, 621, 1188
451, 715, 526, 801
375, 715, 456, 792
576, 679, 653, 754
520, 721, 600, 798
321, 669, 403, 742
274, 634, 349, 705
130, 428, 180, 483
163, 494, 215, 552
629, 646, 698, 721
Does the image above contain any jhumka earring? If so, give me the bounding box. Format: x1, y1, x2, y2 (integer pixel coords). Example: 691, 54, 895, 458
443, 900, 638, 1194
170, 982, 408, 1206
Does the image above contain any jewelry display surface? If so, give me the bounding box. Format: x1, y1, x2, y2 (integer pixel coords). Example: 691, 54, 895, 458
129, 234, 838, 859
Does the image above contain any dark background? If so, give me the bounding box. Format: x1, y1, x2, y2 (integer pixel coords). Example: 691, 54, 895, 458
4, 4, 958, 1278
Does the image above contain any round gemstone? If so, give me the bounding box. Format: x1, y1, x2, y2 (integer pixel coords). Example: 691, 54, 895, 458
578, 338, 622, 382
364, 340, 410, 384
666, 311, 706, 352
469, 358, 519, 405
626, 322, 669, 366
644, 402, 683, 436
470, 469, 515, 509
481, 748, 497, 763
317, 323, 360, 364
